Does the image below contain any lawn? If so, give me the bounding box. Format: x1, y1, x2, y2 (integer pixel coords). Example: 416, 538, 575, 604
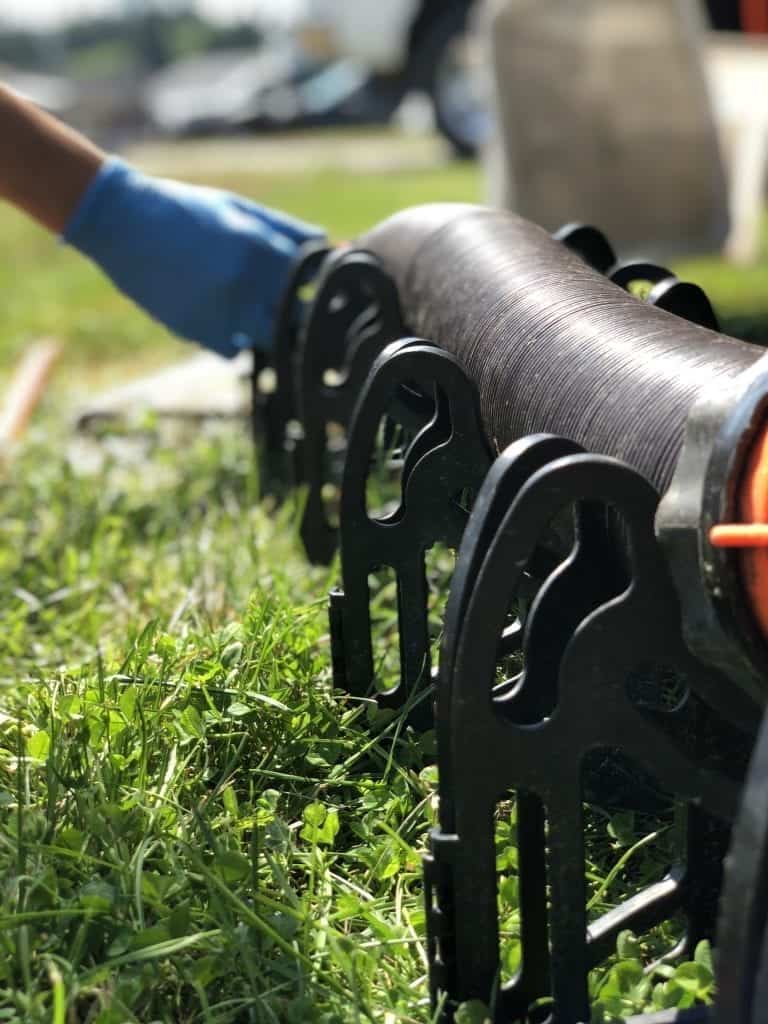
0, 138, 766, 1023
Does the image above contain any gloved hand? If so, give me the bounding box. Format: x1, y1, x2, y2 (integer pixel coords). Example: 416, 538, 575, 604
63, 157, 325, 358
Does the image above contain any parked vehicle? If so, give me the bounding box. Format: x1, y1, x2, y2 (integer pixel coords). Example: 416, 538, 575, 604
144, 42, 389, 137
297, 0, 488, 156
296, 0, 768, 157
243, 57, 393, 132
144, 45, 309, 135
146, 2, 767, 145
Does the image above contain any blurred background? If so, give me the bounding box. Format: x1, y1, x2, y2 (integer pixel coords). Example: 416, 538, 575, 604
1, 1, 764, 156
1, 0, 767, 407
0, 0, 485, 152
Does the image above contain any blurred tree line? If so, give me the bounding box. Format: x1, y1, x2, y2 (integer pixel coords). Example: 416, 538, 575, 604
0, 7, 263, 80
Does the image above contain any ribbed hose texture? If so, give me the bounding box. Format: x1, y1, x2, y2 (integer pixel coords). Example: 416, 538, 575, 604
362, 205, 763, 494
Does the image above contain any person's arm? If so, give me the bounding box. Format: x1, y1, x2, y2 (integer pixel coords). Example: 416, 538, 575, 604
0, 83, 104, 233
0, 84, 325, 357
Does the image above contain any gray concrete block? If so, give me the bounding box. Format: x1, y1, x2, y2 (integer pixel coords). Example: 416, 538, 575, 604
482, 0, 729, 259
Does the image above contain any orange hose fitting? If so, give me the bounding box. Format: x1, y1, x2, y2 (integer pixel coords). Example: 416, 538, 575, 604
709, 422, 768, 636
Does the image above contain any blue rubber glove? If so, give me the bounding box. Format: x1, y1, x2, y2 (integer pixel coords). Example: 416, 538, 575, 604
63, 157, 325, 357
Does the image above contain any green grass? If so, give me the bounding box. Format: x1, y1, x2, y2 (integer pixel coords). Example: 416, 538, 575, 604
0, 146, 765, 1022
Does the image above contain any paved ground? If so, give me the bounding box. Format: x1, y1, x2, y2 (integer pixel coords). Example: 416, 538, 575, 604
125, 127, 450, 178
76, 352, 253, 428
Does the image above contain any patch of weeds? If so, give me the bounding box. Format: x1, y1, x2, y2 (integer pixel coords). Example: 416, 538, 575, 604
0, 422, 722, 1022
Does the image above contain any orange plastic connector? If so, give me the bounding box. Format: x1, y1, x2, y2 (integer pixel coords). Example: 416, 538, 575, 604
710, 524, 768, 547
741, 0, 768, 35
709, 424, 768, 637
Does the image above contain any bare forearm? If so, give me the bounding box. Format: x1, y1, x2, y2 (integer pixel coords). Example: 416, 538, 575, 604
0, 83, 105, 234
